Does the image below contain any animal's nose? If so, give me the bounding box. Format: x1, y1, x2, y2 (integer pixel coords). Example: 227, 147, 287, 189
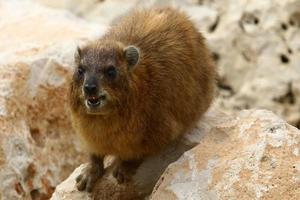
84, 83, 97, 94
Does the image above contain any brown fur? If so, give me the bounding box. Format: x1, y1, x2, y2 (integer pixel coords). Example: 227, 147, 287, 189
69, 8, 216, 160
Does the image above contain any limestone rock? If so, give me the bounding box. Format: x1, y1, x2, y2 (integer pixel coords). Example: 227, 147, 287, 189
50, 164, 92, 200
203, 0, 300, 129
0, 1, 106, 199
151, 110, 300, 199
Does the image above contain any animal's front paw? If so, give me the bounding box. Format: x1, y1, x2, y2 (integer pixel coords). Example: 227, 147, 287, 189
76, 163, 104, 192
112, 159, 142, 184
112, 166, 131, 184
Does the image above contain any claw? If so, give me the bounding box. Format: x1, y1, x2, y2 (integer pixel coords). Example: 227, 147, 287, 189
113, 169, 126, 184
76, 174, 83, 183
75, 161, 104, 192
76, 175, 87, 191
112, 160, 141, 184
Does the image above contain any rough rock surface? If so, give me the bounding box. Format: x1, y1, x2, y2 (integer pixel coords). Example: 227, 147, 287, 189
51, 109, 300, 199
201, 0, 300, 129
50, 164, 91, 200
151, 109, 300, 199
35, 0, 300, 127
0, 1, 106, 199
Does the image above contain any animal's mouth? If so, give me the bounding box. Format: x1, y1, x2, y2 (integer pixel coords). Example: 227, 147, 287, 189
84, 94, 107, 113
86, 96, 101, 107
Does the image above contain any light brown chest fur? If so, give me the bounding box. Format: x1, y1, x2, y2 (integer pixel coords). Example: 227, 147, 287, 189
71, 111, 178, 159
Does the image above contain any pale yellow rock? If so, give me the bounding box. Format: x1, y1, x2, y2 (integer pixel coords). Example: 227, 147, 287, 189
198, 0, 300, 128
151, 110, 300, 200
0, 1, 106, 199
51, 164, 92, 200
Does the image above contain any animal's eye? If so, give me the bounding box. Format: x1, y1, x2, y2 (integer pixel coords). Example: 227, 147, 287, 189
77, 66, 85, 76
105, 66, 117, 79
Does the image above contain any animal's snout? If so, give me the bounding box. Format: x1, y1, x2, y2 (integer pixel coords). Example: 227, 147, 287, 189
84, 83, 97, 95
84, 76, 99, 95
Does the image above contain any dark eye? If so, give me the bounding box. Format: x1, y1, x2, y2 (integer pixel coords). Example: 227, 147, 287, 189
105, 66, 117, 79
77, 66, 85, 76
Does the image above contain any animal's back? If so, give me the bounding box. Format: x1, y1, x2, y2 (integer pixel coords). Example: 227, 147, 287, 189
104, 7, 216, 136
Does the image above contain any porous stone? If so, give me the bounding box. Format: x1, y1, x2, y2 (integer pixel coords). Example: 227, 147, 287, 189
151, 110, 300, 199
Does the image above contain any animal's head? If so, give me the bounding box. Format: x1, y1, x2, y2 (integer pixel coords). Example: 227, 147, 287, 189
70, 40, 140, 115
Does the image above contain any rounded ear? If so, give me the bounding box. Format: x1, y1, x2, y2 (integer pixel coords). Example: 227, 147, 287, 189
74, 46, 82, 64
124, 45, 140, 69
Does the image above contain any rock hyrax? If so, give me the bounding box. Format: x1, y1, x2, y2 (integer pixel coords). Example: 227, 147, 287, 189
69, 7, 216, 192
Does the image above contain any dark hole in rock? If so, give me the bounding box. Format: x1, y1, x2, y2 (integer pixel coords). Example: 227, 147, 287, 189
239, 12, 260, 32
217, 82, 233, 92
217, 78, 235, 97
25, 163, 36, 181
211, 52, 220, 62
269, 126, 281, 133
273, 82, 295, 105
29, 128, 45, 147
261, 155, 268, 162
31, 188, 53, 200
289, 11, 300, 27
295, 120, 300, 129
15, 182, 25, 195
280, 54, 289, 64
209, 15, 220, 33
288, 48, 293, 54
286, 84, 295, 104
30, 189, 40, 200
281, 23, 288, 30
